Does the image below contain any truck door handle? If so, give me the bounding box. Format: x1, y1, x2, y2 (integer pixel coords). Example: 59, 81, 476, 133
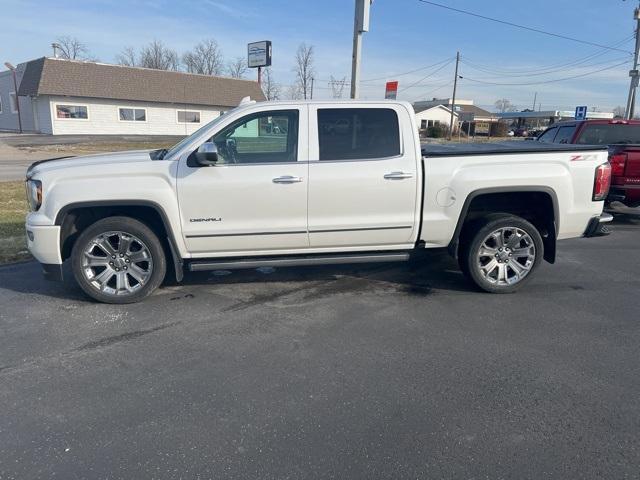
273, 175, 303, 184
384, 171, 413, 180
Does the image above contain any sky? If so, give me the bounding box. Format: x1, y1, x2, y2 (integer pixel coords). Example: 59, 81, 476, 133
1, 0, 635, 112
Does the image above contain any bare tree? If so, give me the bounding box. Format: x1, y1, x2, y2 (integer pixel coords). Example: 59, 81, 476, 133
494, 99, 514, 113
138, 40, 180, 70
613, 105, 625, 118
227, 57, 248, 78
116, 46, 137, 67
293, 43, 315, 99
285, 84, 303, 100
54, 36, 94, 60
328, 75, 347, 99
261, 67, 280, 100
183, 39, 224, 75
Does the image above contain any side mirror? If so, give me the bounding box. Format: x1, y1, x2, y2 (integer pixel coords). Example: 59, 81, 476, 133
194, 142, 218, 166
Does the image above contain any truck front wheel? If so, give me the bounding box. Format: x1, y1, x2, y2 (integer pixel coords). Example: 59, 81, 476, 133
71, 216, 167, 304
459, 214, 543, 293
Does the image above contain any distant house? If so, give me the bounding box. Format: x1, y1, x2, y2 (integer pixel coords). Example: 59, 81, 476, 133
413, 104, 457, 131
413, 98, 500, 135
0, 57, 265, 135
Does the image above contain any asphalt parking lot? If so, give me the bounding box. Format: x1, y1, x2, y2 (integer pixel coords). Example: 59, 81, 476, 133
1, 215, 639, 479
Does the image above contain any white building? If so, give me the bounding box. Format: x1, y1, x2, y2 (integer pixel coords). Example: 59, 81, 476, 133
0, 57, 265, 135
413, 104, 457, 130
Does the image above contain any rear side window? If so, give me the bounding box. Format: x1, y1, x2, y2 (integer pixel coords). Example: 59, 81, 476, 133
554, 125, 577, 144
537, 128, 557, 143
317, 108, 400, 161
576, 124, 640, 145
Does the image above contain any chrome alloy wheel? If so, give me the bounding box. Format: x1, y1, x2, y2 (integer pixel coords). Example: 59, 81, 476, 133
476, 227, 536, 286
81, 231, 153, 296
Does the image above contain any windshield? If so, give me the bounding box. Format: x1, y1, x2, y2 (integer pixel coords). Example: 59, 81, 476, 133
164, 109, 237, 159
576, 124, 640, 145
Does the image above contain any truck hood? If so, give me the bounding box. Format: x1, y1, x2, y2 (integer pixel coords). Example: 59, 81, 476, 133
27, 149, 155, 177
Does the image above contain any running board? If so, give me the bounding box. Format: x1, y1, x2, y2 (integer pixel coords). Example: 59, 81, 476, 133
188, 252, 410, 272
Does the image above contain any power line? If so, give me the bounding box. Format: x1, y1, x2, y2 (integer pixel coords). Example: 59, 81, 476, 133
416, 0, 634, 54
397, 60, 454, 92
461, 55, 632, 79
461, 59, 629, 86
359, 57, 454, 82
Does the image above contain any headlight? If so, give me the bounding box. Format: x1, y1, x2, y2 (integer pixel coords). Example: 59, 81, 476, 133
26, 179, 42, 211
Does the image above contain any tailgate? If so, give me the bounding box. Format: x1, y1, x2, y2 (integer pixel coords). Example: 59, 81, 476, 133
621, 146, 640, 178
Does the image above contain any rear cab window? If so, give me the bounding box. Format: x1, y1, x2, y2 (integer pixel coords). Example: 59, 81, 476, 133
576, 124, 640, 145
317, 108, 401, 160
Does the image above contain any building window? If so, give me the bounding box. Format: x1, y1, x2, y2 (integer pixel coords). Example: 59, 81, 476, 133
10, 92, 18, 114
119, 107, 146, 122
177, 110, 201, 123
56, 104, 88, 119
420, 120, 427, 129
317, 108, 400, 161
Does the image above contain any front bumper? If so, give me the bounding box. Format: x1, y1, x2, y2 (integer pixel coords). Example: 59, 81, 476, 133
583, 213, 613, 238
25, 223, 62, 264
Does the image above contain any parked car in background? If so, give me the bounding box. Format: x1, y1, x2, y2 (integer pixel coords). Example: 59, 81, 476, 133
537, 119, 640, 210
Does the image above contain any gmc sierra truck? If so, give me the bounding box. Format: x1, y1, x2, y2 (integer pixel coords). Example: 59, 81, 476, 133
25, 99, 612, 303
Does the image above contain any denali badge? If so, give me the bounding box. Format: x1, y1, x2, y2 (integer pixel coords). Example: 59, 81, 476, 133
190, 217, 222, 223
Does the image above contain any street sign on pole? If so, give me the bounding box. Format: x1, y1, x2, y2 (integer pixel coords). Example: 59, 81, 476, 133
575, 106, 588, 120
385, 81, 398, 99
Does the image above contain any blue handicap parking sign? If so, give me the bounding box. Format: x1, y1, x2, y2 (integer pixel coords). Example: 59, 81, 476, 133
575, 106, 588, 120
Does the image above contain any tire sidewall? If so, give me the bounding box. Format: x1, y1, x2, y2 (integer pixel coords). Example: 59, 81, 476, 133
464, 215, 544, 293
71, 217, 166, 304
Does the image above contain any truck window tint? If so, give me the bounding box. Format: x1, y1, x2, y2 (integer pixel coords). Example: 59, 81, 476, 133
576, 124, 640, 145
554, 125, 576, 144
537, 128, 557, 143
211, 110, 298, 164
317, 108, 400, 160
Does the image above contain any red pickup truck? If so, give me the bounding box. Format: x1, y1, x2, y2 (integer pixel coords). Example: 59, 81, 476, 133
537, 119, 640, 209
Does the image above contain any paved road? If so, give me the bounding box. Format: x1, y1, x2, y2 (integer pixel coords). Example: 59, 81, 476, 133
1, 217, 639, 479
0, 135, 182, 181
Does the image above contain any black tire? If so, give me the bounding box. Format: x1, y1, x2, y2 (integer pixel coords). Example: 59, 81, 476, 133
71, 216, 166, 304
459, 213, 544, 294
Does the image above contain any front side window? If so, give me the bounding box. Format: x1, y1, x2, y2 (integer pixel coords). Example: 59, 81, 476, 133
177, 110, 201, 123
317, 108, 400, 161
209, 109, 298, 164
119, 107, 146, 122
554, 125, 577, 144
537, 127, 557, 143
56, 104, 88, 119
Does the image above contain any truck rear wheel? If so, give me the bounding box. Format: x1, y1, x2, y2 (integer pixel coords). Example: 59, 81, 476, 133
71, 216, 166, 304
459, 214, 543, 293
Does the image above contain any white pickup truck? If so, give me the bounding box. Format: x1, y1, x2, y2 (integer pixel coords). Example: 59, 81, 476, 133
25, 99, 612, 303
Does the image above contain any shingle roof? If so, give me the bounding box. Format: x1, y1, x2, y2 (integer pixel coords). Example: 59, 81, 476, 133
17, 57, 266, 107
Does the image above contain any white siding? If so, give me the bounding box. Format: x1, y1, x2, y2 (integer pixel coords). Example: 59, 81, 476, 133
415, 105, 457, 129
47, 95, 226, 135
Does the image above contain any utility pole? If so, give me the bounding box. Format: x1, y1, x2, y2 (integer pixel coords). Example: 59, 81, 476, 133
350, 0, 371, 99
310, 77, 314, 100
625, 5, 640, 119
532, 92, 537, 111
448, 51, 460, 140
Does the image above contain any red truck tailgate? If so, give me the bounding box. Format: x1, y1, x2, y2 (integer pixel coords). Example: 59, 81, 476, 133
622, 146, 640, 178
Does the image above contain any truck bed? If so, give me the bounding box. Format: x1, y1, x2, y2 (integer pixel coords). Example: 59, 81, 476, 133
422, 142, 607, 157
